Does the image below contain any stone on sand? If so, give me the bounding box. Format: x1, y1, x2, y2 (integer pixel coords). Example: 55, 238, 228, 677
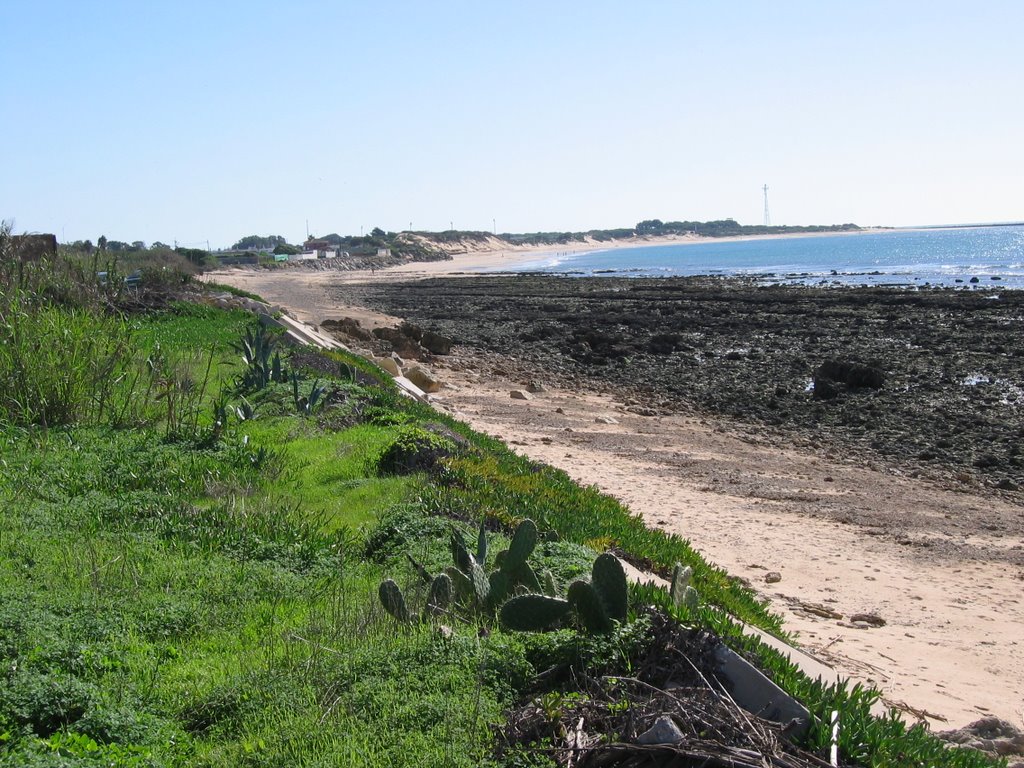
405, 365, 441, 393
375, 357, 401, 376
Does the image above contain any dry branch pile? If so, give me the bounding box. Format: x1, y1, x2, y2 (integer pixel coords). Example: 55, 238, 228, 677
497, 613, 834, 768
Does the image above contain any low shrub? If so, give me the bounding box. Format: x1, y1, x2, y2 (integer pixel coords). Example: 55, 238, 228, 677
373, 425, 457, 476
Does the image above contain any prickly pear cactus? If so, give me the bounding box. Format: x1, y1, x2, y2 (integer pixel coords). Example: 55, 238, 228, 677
591, 553, 627, 622
505, 560, 541, 593
379, 579, 411, 623
683, 585, 699, 613
568, 580, 613, 634
426, 573, 453, 616
450, 530, 475, 574
470, 562, 490, 605
540, 568, 557, 597
487, 570, 511, 610
670, 563, 693, 609
505, 519, 538, 568
499, 594, 571, 632
445, 566, 473, 603
476, 519, 488, 566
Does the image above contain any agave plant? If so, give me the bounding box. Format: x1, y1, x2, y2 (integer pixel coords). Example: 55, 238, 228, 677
233, 396, 258, 421
231, 324, 286, 391
292, 372, 327, 415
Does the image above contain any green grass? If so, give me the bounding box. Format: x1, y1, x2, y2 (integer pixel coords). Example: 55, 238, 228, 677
130, 302, 252, 355
0, 293, 1003, 767
0, 420, 508, 767
238, 419, 415, 531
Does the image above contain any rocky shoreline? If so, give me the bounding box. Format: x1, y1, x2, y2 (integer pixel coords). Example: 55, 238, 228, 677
335, 275, 1024, 497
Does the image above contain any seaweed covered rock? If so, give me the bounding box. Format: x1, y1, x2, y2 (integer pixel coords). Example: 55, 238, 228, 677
815, 359, 885, 390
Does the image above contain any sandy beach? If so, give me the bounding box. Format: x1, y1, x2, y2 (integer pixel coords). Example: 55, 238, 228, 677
379, 227, 888, 279
204, 243, 1024, 733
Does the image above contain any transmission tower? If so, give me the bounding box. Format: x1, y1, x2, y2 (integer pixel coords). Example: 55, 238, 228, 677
762, 184, 771, 227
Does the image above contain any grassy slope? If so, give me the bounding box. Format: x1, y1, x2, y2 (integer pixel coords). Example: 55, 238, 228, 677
0, 300, 1001, 768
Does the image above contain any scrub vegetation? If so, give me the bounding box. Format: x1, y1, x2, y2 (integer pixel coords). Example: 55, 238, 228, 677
0, 226, 1001, 766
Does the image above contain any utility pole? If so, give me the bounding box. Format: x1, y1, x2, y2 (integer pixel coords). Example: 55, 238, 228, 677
763, 184, 771, 227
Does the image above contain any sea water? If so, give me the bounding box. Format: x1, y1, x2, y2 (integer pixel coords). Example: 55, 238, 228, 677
500, 225, 1024, 289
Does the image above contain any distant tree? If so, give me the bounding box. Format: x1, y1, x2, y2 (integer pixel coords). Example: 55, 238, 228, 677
175, 246, 208, 266
131, 241, 146, 251
98, 235, 107, 251
151, 241, 171, 251
370, 227, 386, 239
106, 240, 129, 252
231, 235, 288, 251
273, 243, 300, 255
635, 219, 665, 235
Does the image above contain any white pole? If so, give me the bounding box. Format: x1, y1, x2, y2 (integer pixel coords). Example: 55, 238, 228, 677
830, 710, 839, 766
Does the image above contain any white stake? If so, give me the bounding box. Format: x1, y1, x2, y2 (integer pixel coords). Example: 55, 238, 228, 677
830, 709, 840, 766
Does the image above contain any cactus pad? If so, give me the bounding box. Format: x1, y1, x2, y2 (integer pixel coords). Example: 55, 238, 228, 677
470, 562, 490, 605
541, 569, 557, 597
445, 566, 473, 603
379, 579, 411, 623
450, 530, 475, 574
476, 519, 488, 566
499, 595, 571, 632
568, 580, 613, 633
591, 553, 628, 622
670, 563, 693, 609
487, 570, 511, 610
506, 519, 538, 568
426, 573, 453, 616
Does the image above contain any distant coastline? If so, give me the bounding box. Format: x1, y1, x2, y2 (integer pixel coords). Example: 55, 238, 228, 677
899, 221, 1024, 230
381, 224, 1024, 290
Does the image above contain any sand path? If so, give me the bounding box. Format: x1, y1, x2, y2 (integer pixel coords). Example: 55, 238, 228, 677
205, 259, 1024, 732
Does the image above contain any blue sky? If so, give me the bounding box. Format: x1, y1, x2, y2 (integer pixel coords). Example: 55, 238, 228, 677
2, 1, 1022, 248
